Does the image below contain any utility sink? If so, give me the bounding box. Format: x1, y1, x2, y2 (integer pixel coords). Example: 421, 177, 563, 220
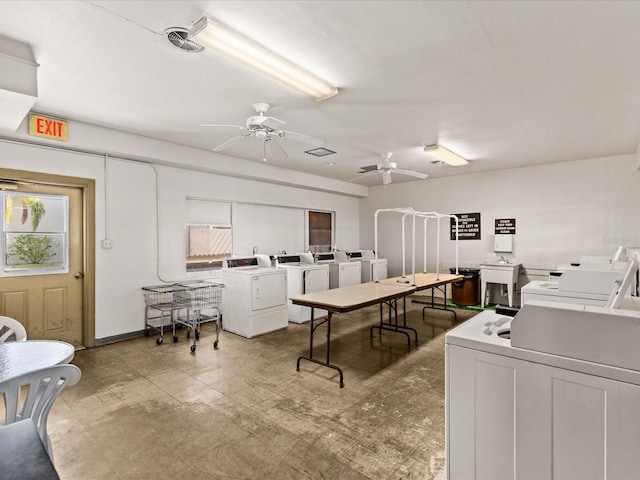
480, 262, 521, 307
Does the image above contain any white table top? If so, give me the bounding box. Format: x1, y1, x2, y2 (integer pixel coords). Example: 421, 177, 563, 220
291, 281, 416, 312
0, 340, 75, 383
380, 272, 464, 291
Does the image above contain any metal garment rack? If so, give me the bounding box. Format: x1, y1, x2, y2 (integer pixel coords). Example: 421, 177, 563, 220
373, 207, 461, 323
373, 207, 460, 282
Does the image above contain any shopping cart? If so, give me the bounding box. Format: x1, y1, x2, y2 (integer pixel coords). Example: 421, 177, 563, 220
173, 281, 224, 353
142, 284, 177, 345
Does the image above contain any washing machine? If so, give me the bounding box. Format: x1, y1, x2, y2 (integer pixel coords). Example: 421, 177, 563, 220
521, 259, 638, 307
315, 252, 362, 289
347, 250, 388, 283
446, 301, 640, 479
221, 256, 288, 338
275, 254, 329, 323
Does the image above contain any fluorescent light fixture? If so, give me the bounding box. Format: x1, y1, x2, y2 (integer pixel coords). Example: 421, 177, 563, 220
423, 144, 469, 166
190, 16, 338, 101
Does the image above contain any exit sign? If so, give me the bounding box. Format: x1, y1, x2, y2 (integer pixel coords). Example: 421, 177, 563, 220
28, 114, 68, 141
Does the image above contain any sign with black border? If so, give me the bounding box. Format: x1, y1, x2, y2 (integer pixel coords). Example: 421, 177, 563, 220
451, 212, 481, 240
495, 218, 516, 235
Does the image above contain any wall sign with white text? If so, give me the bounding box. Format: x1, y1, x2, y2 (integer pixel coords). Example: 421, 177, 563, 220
451, 212, 481, 240
495, 218, 516, 235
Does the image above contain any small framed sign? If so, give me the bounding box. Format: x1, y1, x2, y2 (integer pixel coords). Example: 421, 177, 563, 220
451, 212, 481, 240
495, 218, 516, 235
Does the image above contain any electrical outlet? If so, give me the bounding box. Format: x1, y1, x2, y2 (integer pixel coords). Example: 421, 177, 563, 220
102, 239, 113, 249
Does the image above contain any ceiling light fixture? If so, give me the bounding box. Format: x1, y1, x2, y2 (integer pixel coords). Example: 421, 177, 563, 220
189, 16, 338, 101
423, 144, 469, 167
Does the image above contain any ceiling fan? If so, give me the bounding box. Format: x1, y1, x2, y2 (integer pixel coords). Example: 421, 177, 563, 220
200, 103, 325, 162
350, 152, 428, 185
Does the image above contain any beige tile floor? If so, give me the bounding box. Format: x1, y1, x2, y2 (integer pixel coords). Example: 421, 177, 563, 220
49, 299, 477, 479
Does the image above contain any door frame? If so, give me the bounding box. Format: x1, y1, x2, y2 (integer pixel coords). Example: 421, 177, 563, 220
0, 167, 96, 347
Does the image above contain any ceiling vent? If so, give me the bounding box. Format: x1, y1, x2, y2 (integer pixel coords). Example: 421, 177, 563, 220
305, 147, 336, 157
163, 28, 204, 53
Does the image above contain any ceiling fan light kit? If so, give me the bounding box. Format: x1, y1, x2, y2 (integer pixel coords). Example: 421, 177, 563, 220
423, 144, 469, 166
189, 16, 338, 101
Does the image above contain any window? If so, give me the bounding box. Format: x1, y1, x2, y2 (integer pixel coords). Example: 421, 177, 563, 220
185, 199, 231, 274
2, 192, 69, 276
186, 224, 232, 273
308, 210, 333, 253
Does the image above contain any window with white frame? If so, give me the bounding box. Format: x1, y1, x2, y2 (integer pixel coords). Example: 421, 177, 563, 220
2, 192, 69, 276
185, 199, 231, 274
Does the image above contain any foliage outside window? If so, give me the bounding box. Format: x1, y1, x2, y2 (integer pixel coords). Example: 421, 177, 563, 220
2, 193, 68, 276
308, 211, 333, 253
186, 224, 232, 273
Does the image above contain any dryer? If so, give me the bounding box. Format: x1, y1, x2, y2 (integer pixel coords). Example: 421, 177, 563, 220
348, 250, 388, 283
275, 254, 329, 323
221, 257, 288, 338
446, 302, 640, 479
315, 252, 362, 289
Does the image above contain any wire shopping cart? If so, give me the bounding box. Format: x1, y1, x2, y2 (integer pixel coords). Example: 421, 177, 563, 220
142, 284, 177, 345
173, 281, 224, 353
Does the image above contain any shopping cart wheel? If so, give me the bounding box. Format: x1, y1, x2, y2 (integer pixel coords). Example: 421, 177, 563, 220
195, 331, 200, 340
156, 337, 163, 345
187, 331, 191, 339
173, 336, 179, 343
213, 340, 218, 349
190, 344, 196, 353
144, 329, 150, 337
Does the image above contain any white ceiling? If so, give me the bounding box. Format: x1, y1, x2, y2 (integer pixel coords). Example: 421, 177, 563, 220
1, 1, 640, 186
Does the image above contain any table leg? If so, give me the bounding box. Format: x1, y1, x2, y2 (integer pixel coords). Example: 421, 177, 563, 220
370, 297, 416, 345
508, 282, 514, 307
297, 309, 344, 388
481, 281, 487, 308
421, 284, 457, 323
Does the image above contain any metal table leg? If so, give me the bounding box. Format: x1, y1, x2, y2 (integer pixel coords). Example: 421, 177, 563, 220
297, 307, 344, 388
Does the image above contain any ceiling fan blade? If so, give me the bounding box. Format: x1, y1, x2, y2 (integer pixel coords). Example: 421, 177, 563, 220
199, 124, 246, 130
393, 168, 429, 180
358, 164, 379, 173
259, 116, 286, 130
349, 170, 383, 183
281, 130, 325, 148
212, 134, 252, 152
264, 138, 288, 161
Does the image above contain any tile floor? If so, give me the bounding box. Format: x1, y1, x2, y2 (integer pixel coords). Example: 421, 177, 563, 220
49, 300, 477, 479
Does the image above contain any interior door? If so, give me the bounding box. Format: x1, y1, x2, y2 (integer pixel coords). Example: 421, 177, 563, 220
0, 183, 84, 346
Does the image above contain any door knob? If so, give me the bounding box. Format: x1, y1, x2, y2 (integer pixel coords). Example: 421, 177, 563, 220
74, 272, 84, 278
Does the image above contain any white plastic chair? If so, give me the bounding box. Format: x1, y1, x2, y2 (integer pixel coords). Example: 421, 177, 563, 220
0, 364, 81, 461
0, 316, 27, 342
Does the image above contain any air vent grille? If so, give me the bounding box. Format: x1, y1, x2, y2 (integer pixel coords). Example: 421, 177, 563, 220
164, 28, 205, 53
305, 147, 336, 157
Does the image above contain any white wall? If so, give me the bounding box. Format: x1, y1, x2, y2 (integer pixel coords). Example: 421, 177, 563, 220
359, 154, 640, 280
0, 137, 359, 342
